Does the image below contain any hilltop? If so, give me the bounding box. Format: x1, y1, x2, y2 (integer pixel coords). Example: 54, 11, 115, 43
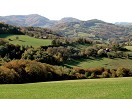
0, 14, 50, 27
0, 14, 81, 27
51, 19, 131, 42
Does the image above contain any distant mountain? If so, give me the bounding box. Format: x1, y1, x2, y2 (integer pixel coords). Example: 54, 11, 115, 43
0, 14, 131, 41
50, 19, 105, 35
0, 14, 81, 27
0, 14, 51, 27
115, 22, 132, 26
59, 17, 80, 23
51, 19, 131, 41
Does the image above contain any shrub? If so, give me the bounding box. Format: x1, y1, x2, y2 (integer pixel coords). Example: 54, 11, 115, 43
0, 67, 19, 83
75, 73, 86, 79
0, 60, 63, 83
85, 72, 91, 78
86, 67, 104, 75
110, 69, 117, 78
128, 69, 132, 76
107, 52, 116, 58
88, 72, 97, 79
102, 71, 109, 78
97, 49, 106, 57
116, 67, 128, 77
73, 67, 85, 74
25, 62, 48, 82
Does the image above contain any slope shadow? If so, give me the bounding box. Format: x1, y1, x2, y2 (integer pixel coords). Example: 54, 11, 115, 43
64, 57, 104, 68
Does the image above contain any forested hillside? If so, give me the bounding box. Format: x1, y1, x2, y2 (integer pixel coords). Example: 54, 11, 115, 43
51, 19, 132, 42
0, 22, 23, 35
0, 14, 131, 43
0, 22, 60, 39
0, 14, 51, 27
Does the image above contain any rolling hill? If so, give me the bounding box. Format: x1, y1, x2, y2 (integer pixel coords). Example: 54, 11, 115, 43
0, 34, 52, 48
115, 22, 132, 26
0, 22, 60, 39
0, 14, 51, 27
51, 19, 131, 41
0, 14, 132, 42
0, 14, 81, 27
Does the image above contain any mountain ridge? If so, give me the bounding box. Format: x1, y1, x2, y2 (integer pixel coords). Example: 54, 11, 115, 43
0, 14, 107, 27
1, 14, 132, 27
0, 14, 131, 42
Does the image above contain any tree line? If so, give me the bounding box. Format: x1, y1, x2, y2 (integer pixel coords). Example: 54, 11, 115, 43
0, 38, 132, 66
0, 59, 132, 84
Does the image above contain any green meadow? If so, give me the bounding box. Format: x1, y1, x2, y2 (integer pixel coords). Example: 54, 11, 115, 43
125, 46, 132, 51
0, 34, 52, 48
0, 77, 132, 99
65, 58, 132, 69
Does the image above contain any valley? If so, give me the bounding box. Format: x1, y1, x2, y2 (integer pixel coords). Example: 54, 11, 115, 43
0, 0, 132, 98
0, 15, 132, 99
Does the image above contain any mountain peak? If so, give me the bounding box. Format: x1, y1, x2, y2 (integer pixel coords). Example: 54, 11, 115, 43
0, 14, 50, 27
86, 19, 106, 23
26, 14, 48, 19
0, 14, 108, 27
60, 17, 80, 23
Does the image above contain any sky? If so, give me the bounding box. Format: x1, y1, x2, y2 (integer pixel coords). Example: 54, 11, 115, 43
0, 0, 132, 23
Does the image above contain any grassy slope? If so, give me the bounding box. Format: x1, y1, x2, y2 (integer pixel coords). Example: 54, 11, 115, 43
0, 77, 132, 99
125, 46, 132, 51
65, 58, 132, 69
0, 34, 52, 48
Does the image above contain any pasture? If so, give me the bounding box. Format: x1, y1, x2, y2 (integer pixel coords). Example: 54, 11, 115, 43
0, 34, 52, 48
125, 46, 132, 51
0, 77, 132, 99
65, 58, 132, 69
